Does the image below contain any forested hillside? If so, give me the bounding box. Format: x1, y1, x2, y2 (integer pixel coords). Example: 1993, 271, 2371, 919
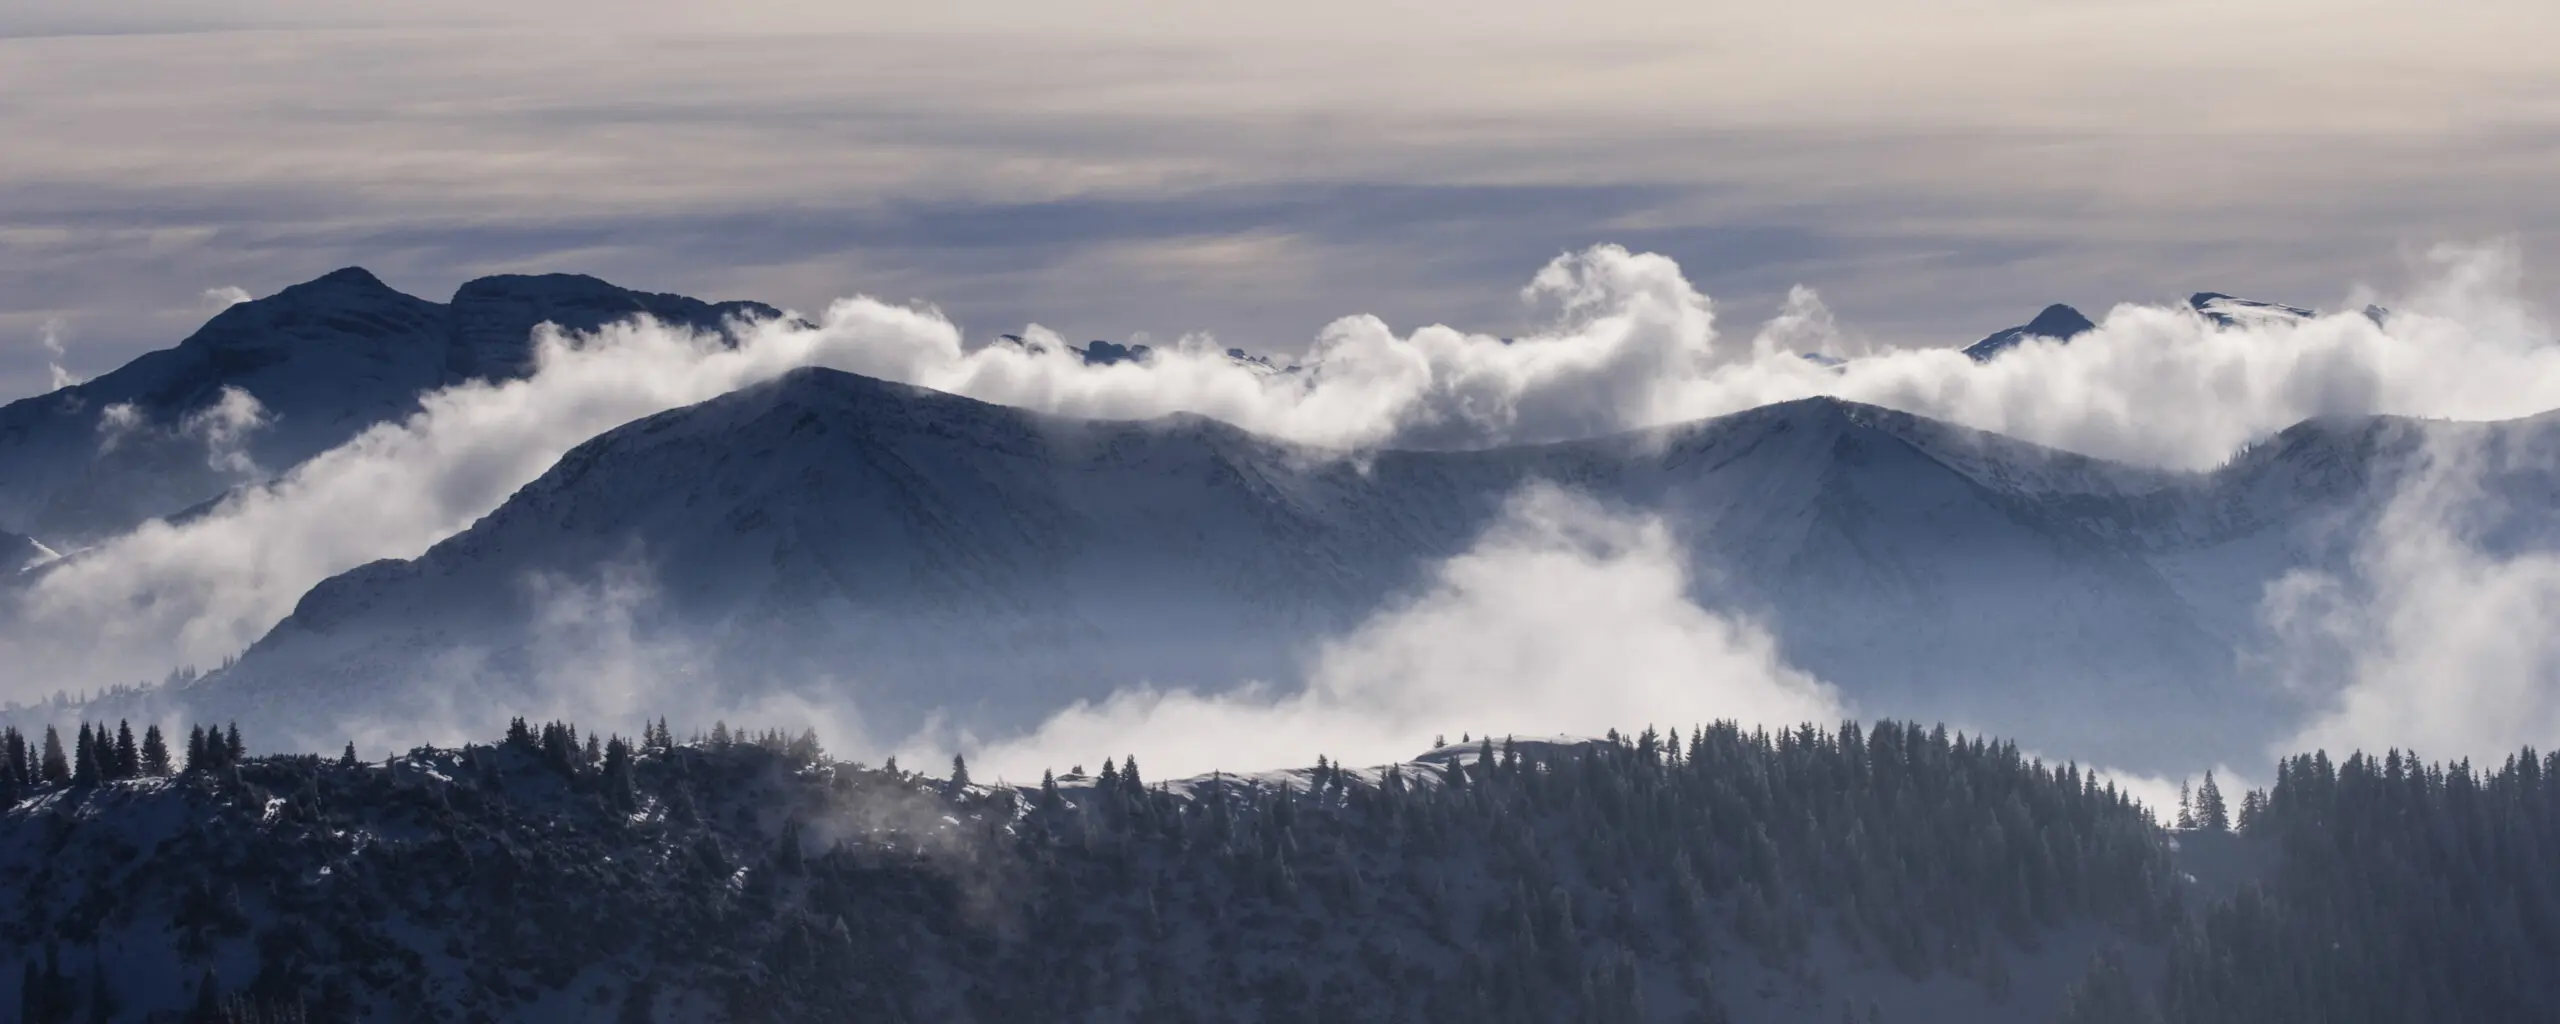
3, 718, 2176, 1023
2057, 745, 2560, 1023
4, 716, 2549, 1023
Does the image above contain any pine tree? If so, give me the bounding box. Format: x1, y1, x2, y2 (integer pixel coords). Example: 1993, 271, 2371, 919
603, 735, 634, 800
3, 727, 25, 786
2196, 771, 2229, 832
2175, 779, 2197, 830
949, 753, 972, 790
185, 725, 208, 773
113, 721, 138, 779
0, 729, 20, 805
41, 726, 67, 783
223, 723, 244, 763
341, 742, 359, 768
140, 725, 170, 776
2236, 789, 2267, 833
72, 724, 99, 787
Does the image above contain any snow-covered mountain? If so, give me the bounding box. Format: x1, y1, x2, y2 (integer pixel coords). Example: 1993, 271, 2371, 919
0, 269, 775, 546
113, 365, 2505, 772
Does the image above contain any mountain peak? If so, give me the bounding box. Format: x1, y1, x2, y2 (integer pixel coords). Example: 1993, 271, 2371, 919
2190, 292, 2316, 328
1964, 303, 2096, 362
308, 266, 390, 288
2023, 303, 2097, 337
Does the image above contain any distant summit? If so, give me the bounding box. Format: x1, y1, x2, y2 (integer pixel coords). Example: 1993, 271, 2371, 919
1963, 303, 2097, 362
0, 268, 775, 544
2189, 292, 2316, 329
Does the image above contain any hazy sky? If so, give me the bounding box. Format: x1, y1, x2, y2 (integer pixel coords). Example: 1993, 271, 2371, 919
5, 0, 2555, 400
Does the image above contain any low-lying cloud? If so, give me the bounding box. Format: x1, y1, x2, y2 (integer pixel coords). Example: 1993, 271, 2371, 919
720, 238, 2553, 472
2270, 426, 2560, 763
948, 484, 1843, 780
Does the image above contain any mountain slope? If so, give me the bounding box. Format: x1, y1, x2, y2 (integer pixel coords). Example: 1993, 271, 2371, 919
0, 269, 775, 545
153, 368, 2297, 770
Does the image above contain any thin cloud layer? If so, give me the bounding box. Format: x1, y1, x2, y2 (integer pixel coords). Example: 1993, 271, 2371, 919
954, 484, 1845, 780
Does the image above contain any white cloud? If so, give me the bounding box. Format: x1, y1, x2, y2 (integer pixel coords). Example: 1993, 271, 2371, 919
688, 239, 2558, 473
2269, 425, 2560, 763
202, 286, 252, 309
180, 385, 271, 476
949, 483, 1844, 780
37, 319, 79, 393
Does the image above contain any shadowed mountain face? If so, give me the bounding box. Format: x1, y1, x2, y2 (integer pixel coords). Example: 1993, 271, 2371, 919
152, 366, 2456, 772
0, 269, 775, 545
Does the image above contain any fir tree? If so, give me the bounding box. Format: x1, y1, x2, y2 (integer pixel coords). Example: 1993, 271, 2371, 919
140, 724, 170, 776
341, 742, 360, 768
72, 723, 99, 787
38, 725, 67, 785
113, 721, 138, 779
223, 723, 244, 763
2195, 771, 2229, 832
949, 753, 972, 791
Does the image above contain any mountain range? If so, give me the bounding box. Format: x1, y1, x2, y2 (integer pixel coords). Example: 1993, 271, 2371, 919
2, 271, 2516, 777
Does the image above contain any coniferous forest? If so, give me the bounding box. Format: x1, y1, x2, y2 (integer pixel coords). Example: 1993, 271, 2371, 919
1, 718, 2554, 1023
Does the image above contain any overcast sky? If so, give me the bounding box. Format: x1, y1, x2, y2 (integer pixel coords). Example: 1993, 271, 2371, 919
5, 0, 2555, 400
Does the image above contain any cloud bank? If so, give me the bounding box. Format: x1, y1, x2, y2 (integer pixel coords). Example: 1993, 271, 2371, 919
725, 239, 2554, 472
949, 483, 1844, 780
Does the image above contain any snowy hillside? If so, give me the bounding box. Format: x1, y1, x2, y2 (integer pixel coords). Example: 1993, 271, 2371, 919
0, 269, 775, 546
